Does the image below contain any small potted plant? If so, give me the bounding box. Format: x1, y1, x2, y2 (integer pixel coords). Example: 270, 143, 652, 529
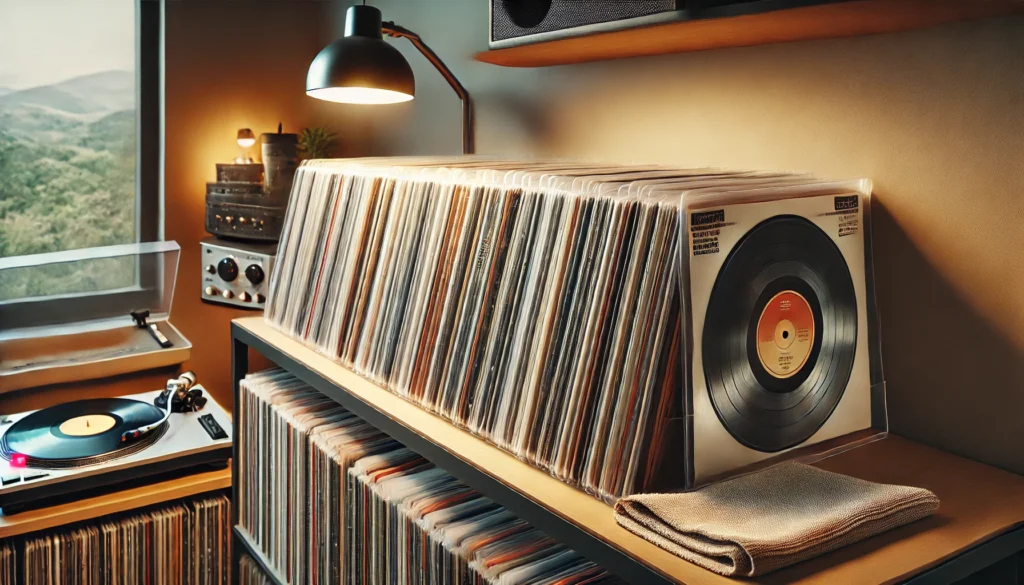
298, 127, 337, 160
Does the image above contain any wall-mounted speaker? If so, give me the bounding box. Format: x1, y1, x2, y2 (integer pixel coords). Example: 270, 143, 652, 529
488, 0, 833, 49
490, 0, 683, 48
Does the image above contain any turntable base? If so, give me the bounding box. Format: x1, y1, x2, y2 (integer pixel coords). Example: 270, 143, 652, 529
0, 466, 230, 539
0, 386, 231, 514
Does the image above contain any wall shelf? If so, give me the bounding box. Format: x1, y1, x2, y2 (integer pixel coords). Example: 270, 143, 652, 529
0, 467, 230, 539
231, 316, 1024, 584
475, 0, 1024, 67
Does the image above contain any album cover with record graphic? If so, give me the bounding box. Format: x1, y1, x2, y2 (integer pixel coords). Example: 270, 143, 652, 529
683, 181, 887, 488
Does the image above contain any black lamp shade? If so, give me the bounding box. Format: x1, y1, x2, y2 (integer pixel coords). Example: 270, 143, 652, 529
306, 6, 415, 104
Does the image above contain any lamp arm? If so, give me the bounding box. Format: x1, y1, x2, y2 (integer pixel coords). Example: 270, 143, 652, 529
383, 22, 474, 155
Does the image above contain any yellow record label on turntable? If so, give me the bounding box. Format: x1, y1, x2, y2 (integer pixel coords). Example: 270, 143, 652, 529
757, 290, 815, 379
58, 414, 118, 436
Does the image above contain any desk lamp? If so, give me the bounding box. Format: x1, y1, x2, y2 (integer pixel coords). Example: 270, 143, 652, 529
306, 4, 474, 154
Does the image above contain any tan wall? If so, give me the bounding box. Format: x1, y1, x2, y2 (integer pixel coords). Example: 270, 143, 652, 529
364, 2, 1024, 474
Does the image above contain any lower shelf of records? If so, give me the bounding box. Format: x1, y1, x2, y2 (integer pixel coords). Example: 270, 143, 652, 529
239, 368, 624, 585
3, 494, 231, 585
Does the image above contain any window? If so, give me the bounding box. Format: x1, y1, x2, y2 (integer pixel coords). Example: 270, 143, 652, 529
0, 0, 161, 309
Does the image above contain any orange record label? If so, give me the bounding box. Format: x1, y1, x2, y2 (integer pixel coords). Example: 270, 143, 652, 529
757, 290, 815, 379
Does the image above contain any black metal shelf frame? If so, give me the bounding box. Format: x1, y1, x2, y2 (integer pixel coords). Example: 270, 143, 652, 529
234, 526, 288, 585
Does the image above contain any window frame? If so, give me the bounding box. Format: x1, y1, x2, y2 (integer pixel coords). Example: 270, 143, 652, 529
0, 0, 164, 331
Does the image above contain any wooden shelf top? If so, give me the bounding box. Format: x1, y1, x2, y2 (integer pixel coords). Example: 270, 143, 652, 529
235, 316, 1024, 584
0, 467, 231, 539
475, 0, 1024, 68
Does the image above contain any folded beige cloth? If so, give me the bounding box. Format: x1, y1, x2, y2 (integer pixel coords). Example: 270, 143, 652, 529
614, 463, 939, 577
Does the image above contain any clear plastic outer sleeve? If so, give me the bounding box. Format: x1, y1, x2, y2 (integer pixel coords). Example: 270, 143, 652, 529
677, 178, 887, 490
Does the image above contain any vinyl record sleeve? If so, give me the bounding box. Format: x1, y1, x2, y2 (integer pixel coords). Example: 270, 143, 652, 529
681, 183, 887, 489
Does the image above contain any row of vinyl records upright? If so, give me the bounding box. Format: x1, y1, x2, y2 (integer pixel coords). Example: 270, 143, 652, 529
264, 158, 864, 501
265, 158, 697, 502
0, 495, 230, 585
238, 369, 623, 585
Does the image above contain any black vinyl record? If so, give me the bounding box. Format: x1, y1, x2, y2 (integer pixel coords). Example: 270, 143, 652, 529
0, 398, 166, 469
702, 215, 858, 452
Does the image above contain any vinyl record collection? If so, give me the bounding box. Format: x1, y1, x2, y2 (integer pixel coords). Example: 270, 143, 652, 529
239, 555, 276, 585
347, 447, 617, 585
238, 369, 619, 585
17, 495, 230, 585
0, 542, 14, 584
265, 158, 885, 500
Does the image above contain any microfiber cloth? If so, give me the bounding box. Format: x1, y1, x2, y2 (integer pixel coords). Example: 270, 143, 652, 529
613, 462, 939, 577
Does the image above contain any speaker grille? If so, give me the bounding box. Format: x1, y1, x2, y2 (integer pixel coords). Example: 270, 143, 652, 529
492, 0, 679, 42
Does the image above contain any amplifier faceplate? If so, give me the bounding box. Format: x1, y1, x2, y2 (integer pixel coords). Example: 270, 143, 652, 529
200, 238, 276, 310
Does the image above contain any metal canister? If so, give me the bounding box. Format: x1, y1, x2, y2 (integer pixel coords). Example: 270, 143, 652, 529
260, 129, 299, 205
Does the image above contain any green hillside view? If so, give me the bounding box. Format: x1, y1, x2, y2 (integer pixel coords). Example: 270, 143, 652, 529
0, 70, 137, 303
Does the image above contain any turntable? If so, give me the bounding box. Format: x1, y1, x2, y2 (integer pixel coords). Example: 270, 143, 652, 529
0, 372, 231, 513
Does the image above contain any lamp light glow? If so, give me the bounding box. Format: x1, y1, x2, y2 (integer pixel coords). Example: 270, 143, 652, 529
236, 128, 256, 148
306, 86, 413, 105
236, 128, 257, 162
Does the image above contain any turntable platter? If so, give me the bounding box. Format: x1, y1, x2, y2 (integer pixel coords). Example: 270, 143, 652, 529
0, 398, 167, 468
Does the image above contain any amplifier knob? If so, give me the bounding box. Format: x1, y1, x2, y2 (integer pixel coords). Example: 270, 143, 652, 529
222, 290, 234, 299
217, 258, 239, 281
239, 291, 252, 302
239, 217, 247, 224
256, 293, 266, 304
245, 264, 265, 285
204, 286, 219, 296
205, 264, 216, 274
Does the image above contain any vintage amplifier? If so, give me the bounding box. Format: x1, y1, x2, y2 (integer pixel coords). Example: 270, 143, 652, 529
200, 237, 276, 310
205, 182, 285, 242
216, 163, 263, 183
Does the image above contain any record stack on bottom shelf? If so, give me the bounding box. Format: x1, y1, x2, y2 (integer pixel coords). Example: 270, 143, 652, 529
347, 449, 617, 585
238, 369, 621, 585
240, 555, 276, 585
265, 157, 882, 501
0, 541, 13, 583
17, 494, 230, 585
